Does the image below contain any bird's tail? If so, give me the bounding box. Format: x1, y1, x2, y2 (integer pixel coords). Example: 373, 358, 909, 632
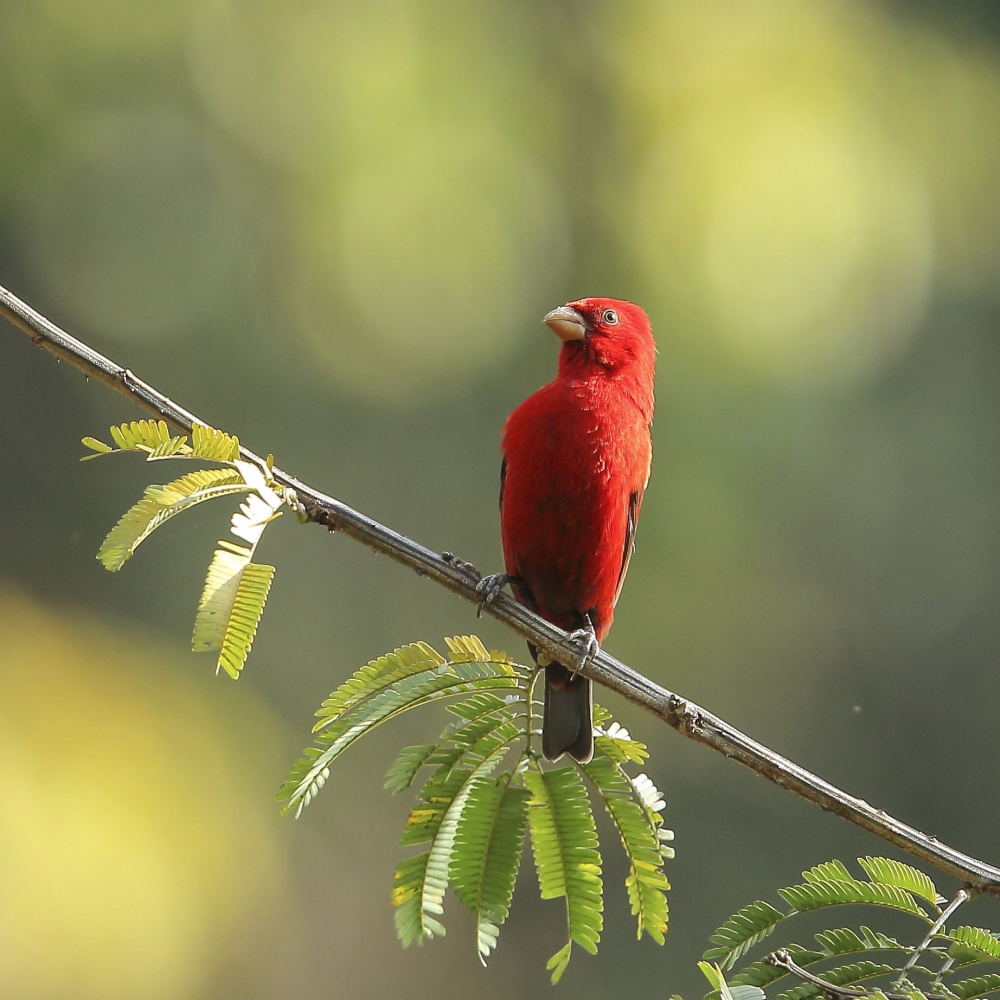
541, 662, 593, 763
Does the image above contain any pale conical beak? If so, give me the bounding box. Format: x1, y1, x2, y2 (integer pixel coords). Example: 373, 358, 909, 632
544, 305, 588, 342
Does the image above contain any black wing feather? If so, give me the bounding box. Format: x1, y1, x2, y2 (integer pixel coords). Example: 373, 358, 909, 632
614, 489, 640, 607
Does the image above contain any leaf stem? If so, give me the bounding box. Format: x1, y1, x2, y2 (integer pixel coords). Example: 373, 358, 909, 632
525, 668, 541, 756
767, 948, 948, 1000
891, 887, 971, 989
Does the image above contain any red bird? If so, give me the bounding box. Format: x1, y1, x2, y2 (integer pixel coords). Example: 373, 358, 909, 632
480, 298, 656, 763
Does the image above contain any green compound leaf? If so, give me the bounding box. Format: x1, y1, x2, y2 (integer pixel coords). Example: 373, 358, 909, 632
419, 712, 523, 784
111, 419, 173, 452
803, 860, 858, 885
444, 634, 515, 666
190, 423, 241, 462
699, 960, 767, 1000
280, 660, 526, 817
393, 854, 443, 946
526, 764, 603, 983
191, 544, 274, 679
778, 878, 927, 921
385, 745, 439, 795
280, 638, 671, 977
83, 421, 192, 461
592, 707, 650, 766
97, 467, 247, 571
450, 768, 531, 964
773, 960, 894, 1000
81, 435, 113, 457
314, 642, 449, 728
858, 857, 945, 907
392, 747, 507, 947
704, 900, 787, 970
949, 974, 1000, 999
813, 926, 908, 957
814, 927, 869, 956
581, 749, 669, 945
950, 928, 1000, 963
399, 725, 519, 849
445, 691, 513, 721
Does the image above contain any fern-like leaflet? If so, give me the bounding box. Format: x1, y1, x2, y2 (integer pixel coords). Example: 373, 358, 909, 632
581, 749, 670, 944
700, 857, 1000, 1000
526, 762, 604, 981
86, 420, 286, 678
97, 467, 248, 571
451, 764, 532, 963
278, 636, 673, 980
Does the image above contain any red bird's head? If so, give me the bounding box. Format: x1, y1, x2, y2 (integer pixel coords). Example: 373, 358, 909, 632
544, 297, 655, 406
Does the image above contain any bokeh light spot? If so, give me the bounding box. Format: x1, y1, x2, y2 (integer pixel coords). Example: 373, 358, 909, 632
293, 130, 568, 396
20, 110, 252, 343
0, 588, 288, 1000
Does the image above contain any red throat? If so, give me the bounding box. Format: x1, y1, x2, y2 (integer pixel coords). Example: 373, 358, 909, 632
556, 297, 656, 422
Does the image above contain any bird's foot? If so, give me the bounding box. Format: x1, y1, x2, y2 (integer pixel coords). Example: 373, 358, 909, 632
441, 551, 482, 577
475, 573, 514, 617
565, 618, 599, 676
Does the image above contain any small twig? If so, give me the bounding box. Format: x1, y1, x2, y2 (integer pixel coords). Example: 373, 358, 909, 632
5, 279, 1000, 893
892, 887, 971, 989
767, 949, 948, 1000
931, 955, 956, 988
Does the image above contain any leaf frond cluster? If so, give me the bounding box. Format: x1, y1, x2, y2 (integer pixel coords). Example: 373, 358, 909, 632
88, 419, 286, 679
701, 857, 1000, 1000
278, 636, 673, 979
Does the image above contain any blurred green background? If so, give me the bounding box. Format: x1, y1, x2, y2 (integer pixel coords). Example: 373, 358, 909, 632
3, 0, 1000, 996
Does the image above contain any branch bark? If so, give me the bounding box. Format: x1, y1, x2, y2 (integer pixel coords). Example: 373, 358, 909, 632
4, 280, 1000, 894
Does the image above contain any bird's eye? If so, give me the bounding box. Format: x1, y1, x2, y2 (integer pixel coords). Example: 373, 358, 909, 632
602, 309, 619, 325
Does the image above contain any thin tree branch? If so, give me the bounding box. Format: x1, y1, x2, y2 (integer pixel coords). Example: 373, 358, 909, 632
4, 280, 1000, 894
766, 949, 948, 1000
893, 888, 970, 988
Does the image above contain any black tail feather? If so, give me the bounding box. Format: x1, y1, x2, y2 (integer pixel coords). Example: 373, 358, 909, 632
541, 663, 593, 763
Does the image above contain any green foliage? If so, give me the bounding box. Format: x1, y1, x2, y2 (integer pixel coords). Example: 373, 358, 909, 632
87, 420, 286, 678
82, 419, 188, 459
705, 900, 787, 970
951, 974, 1000, 1000
582, 750, 670, 944
949, 927, 1000, 962
277, 636, 673, 980
858, 857, 946, 907
813, 926, 905, 957
451, 768, 531, 963
526, 763, 604, 981
701, 857, 1000, 1000
97, 467, 247, 571
85, 417, 672, 979
700, 960, 768, 1000
192, 549, 275, 678
773, 960, 894, 1000
190, 423, 241, 462
778, 877, 929, 921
